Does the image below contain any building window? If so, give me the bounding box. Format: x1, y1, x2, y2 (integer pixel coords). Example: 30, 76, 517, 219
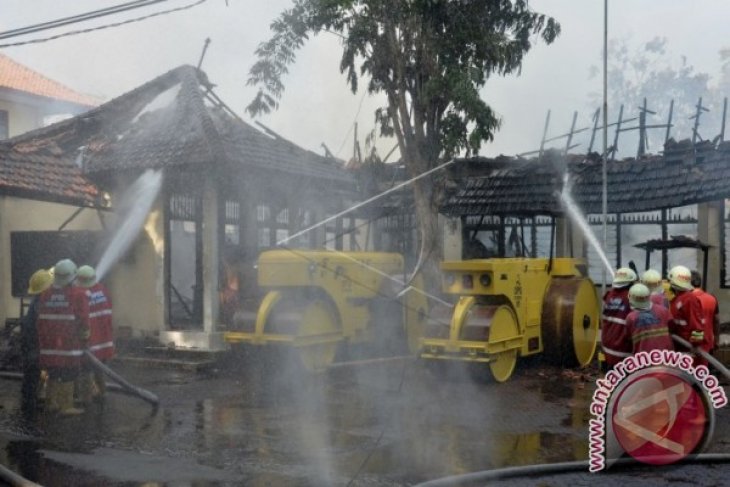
462, 215, 554, 260
587, 206, 698, 283
0, 110, 8, 140
224, 200, 240, 246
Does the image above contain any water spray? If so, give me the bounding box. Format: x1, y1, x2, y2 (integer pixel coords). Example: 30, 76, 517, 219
559, 173, 615, 279
278, 159, 457, 308
96, 169, 163, 281
89, 169, 163, 407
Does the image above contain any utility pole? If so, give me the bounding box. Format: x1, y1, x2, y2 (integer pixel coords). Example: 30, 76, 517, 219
601, 0, 608, 297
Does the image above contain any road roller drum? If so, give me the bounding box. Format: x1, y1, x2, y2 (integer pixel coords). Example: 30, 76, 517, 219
420, 257, 600, 382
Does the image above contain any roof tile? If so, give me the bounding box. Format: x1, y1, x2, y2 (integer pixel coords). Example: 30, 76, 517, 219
443, 147, 730, 216
0, 54, 98, 107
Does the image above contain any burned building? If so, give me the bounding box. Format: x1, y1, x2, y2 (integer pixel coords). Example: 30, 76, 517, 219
442, 142, 730, 323
2, 65, 361, 350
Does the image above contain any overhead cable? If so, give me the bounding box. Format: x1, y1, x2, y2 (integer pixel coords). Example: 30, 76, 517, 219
0, 0, 174, 40
0, 0, 208, 49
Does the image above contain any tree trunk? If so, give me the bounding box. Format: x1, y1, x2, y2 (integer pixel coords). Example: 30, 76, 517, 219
410, 160, 443, 295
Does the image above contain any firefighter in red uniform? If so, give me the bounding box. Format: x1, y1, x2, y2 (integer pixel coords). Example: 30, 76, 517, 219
641, 269, 669, 309
625, 283, 674, 353
690, 270, 719, 355
75, 265, 114, 404
36, 259, 89, 415
601, 267, 637, 368
668, 265, 706, 366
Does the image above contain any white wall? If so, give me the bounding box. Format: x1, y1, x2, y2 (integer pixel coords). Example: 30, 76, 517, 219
0, 196, 102, 324
104, 196, 166, 338
0, 99, 42, 137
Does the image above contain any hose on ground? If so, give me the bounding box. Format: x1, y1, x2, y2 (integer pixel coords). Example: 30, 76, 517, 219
0, 462, 43, 487
0, 371, 136, 398
415, 454, 730, 486
671, 334, 730, 381
83, 351, 159, 406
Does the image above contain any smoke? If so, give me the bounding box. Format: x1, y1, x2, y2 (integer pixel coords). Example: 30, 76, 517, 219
96, 169, 163, 281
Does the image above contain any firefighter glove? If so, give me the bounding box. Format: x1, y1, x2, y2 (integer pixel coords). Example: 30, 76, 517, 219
690, 330, 705, 344
79, 327, 91, 341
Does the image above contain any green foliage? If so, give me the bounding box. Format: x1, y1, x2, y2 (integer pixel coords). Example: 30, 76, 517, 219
247, 0, 560, 161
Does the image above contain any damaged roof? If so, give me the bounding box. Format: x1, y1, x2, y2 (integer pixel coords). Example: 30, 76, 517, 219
0, 142, 99, 207
443, 140, 730, 216
5, 65, 352, 185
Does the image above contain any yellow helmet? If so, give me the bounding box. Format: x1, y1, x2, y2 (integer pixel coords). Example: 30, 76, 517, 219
27, 269, 53, 295
628, 283, 652, 310
669, 265, 693, 291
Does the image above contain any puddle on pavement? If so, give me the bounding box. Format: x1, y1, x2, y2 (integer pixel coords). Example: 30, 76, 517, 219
1, 362, 604, 486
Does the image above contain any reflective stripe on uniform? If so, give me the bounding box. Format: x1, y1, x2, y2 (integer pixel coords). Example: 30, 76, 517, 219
674, 319, 688, 326
88, 341, 114, 351
602, 315, 627, 325
38, 314, 76, 321
602, 345, 631, 358
89, 309, 112, 318
39, 349, 84, 356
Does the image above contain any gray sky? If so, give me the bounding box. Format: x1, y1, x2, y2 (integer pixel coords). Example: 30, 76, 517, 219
3, 0, 730, 159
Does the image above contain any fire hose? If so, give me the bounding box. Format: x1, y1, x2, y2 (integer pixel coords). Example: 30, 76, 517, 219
671, 334, 730, 381
83, 351, 159, 406
0, 358, 160, 406
0, 462, 43, 487
0, 354, 157, 487
414, 454, 730, 486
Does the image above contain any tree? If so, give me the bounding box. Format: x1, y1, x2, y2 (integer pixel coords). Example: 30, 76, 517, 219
247, 0, 560, 276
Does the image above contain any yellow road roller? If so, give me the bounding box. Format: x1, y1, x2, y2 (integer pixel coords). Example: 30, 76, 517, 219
420, 257, 599, 382
224, 249, 429, 371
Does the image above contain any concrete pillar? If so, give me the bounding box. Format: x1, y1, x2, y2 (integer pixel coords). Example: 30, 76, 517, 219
697, 201, 722, 293
201, 177, 219, 332
240, 184, 258, 252
313, 204, 327, 248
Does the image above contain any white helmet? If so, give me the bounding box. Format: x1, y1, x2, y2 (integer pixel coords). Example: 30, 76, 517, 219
668, 265, 693, 291
641, 269, 662, 289
629, 283, 652, 310
76, 265, 97, 288
612, 267, 637, 288
53, 259, 77, 287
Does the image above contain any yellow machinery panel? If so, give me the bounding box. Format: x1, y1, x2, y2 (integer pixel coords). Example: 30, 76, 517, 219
421, 257, 599, 382
225, 249, 429, 371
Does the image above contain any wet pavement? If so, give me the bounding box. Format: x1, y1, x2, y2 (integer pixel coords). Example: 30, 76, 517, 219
0, 353, 729, 486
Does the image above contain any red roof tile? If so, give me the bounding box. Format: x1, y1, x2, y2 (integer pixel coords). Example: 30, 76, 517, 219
0, 143, 100, 207
0, 53, 99, 108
